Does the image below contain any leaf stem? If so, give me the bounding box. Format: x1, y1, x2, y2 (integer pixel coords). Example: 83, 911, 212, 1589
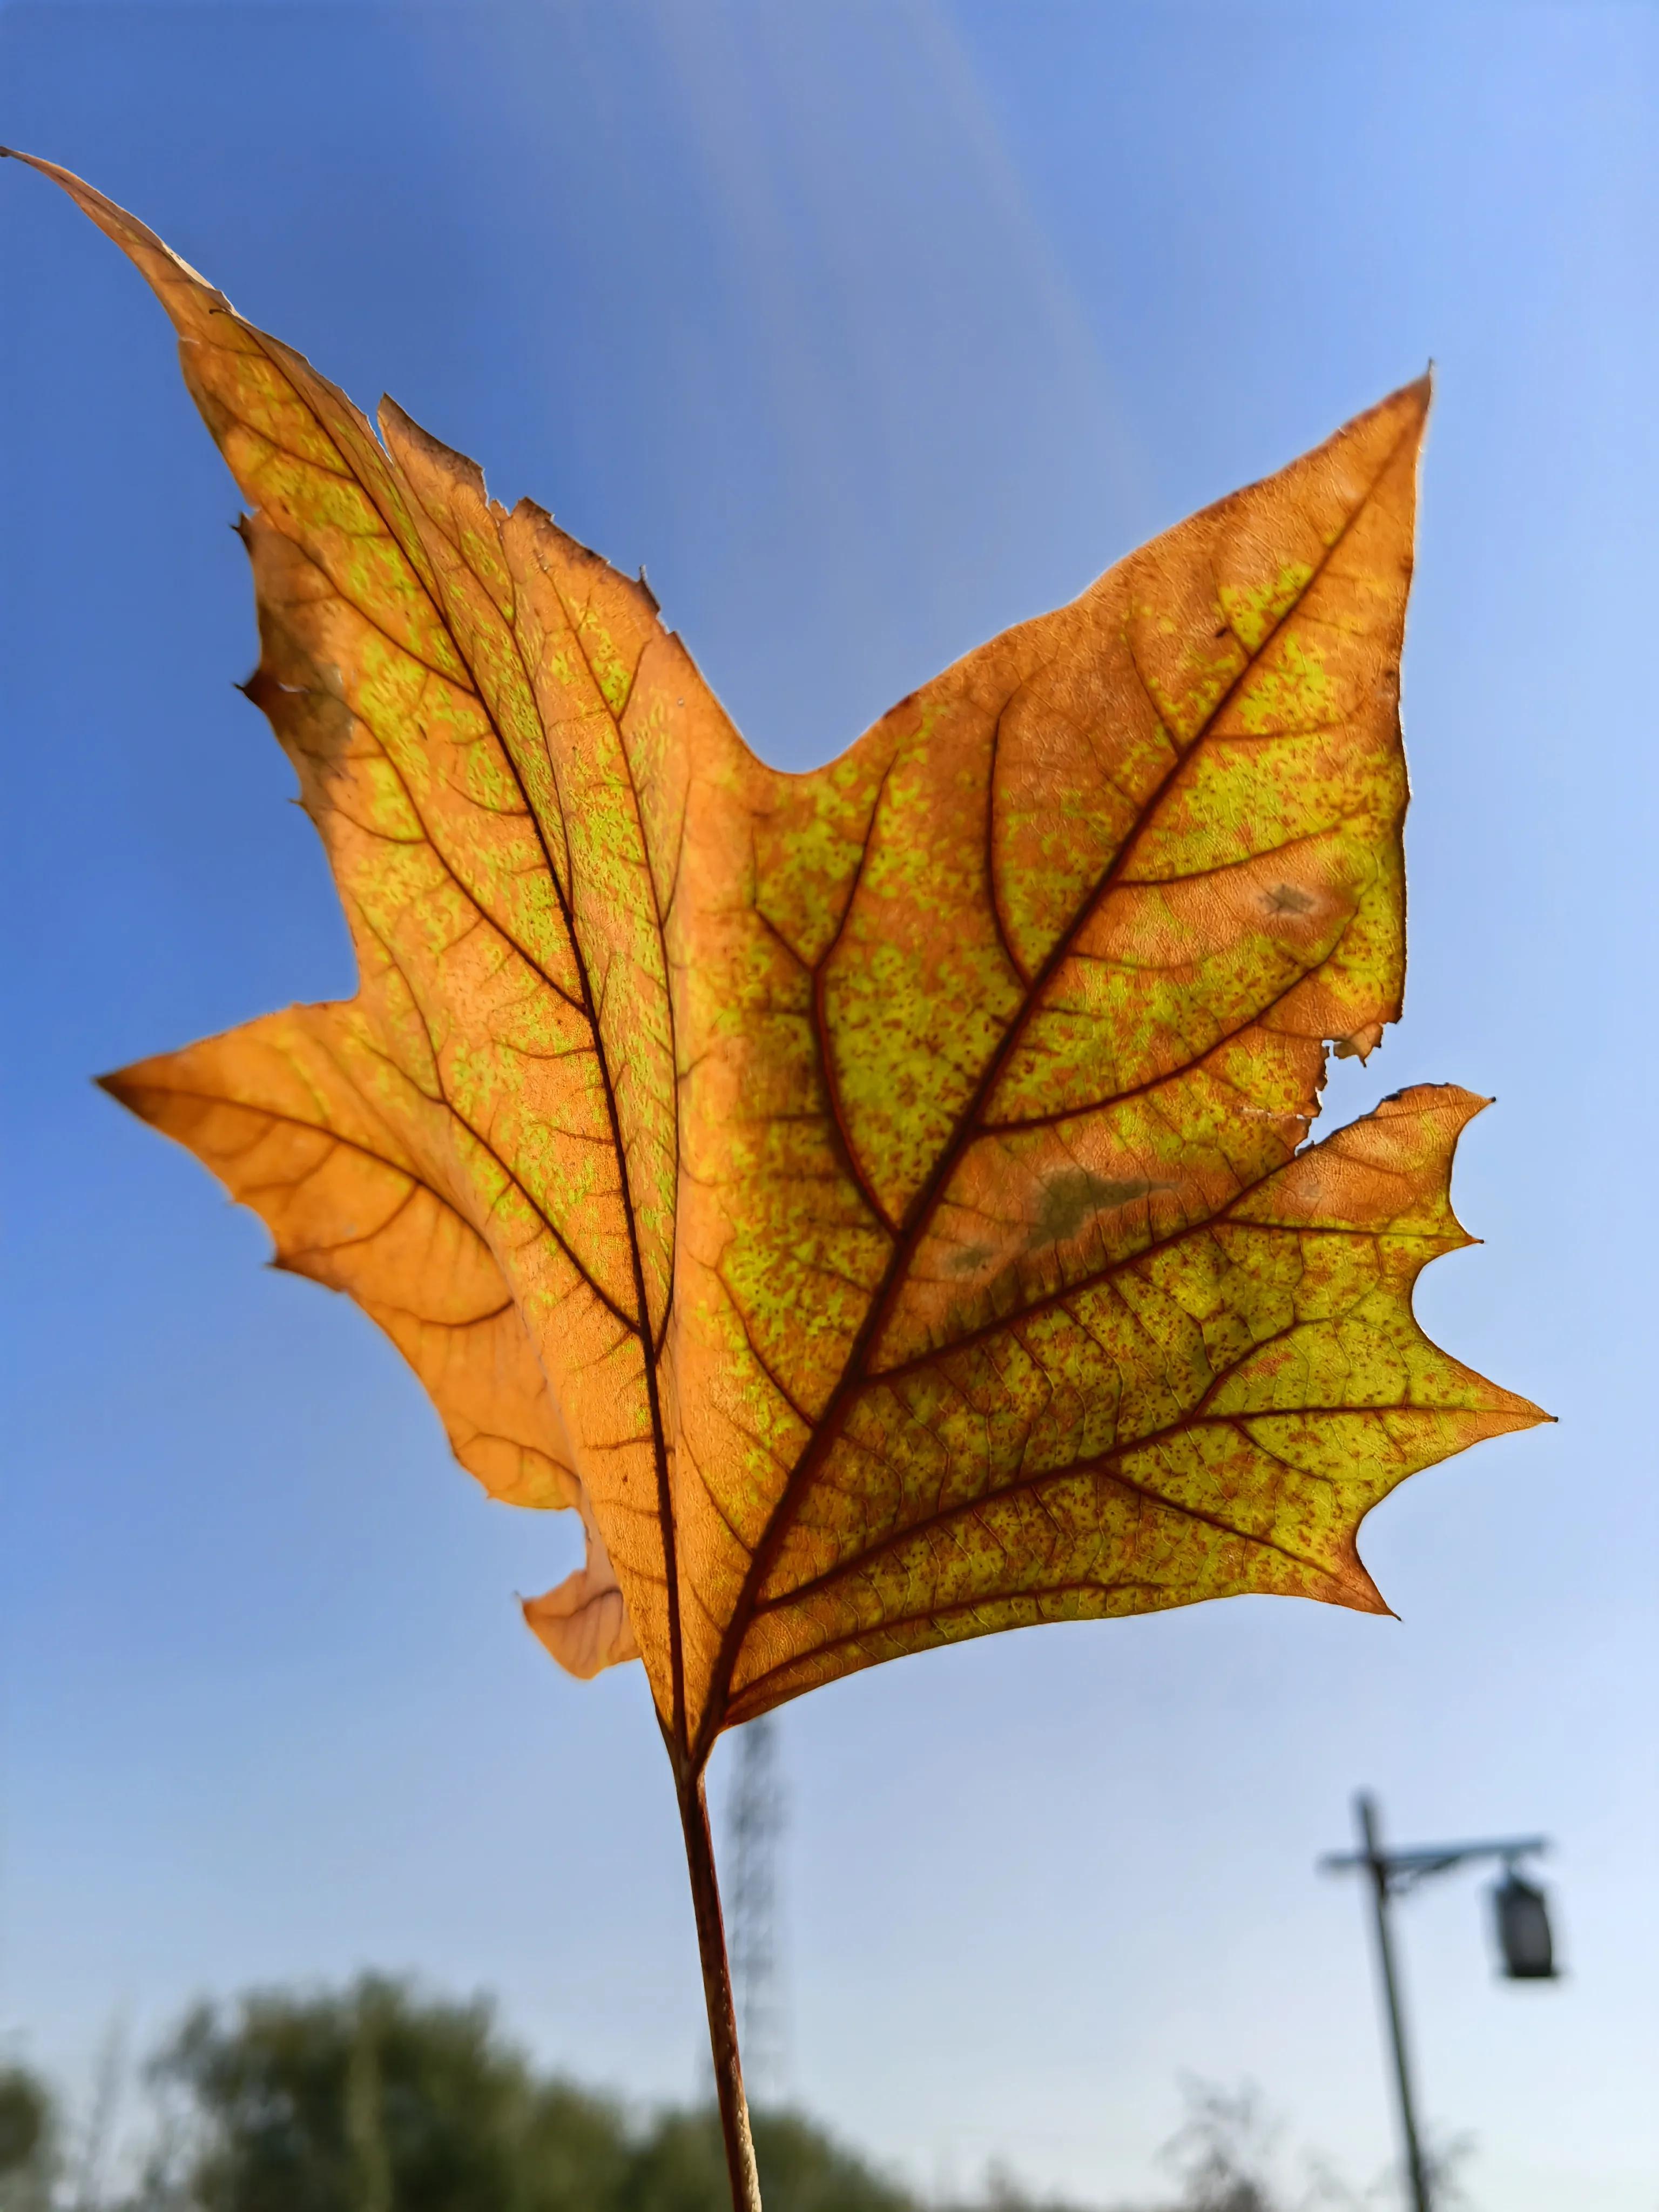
677, 1769, 763, 2212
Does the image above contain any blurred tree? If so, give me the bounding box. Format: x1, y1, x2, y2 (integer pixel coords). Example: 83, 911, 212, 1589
747, 2113, 915, 2212
621, 2109, 913, 2212
0, 2065, 56, 2212
1157, 2082, 1280, 2212
134, 1980, 920, 2212
147, 1978, 579, 2212
517, 2079, 633, 2212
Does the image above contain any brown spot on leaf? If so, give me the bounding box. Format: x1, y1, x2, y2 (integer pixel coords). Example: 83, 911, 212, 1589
1263, 881, 1316, 916
946, 1240, 996, 1276
1027, 1169, 1158, 1251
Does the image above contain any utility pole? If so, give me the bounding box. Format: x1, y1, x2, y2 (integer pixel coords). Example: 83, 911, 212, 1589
1321, 1792, 1556, 2212
724, 1715, 786, 2108
1354, 1795, 1432, 2212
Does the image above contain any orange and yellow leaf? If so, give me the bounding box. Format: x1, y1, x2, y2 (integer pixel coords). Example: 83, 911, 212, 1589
12, 152, 1546, 1775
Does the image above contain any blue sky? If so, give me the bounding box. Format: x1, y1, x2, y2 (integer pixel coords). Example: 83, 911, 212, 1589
2, 4, 1654, 2206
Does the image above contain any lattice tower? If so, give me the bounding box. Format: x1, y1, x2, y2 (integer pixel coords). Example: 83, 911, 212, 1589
723, 1714, 786, 2105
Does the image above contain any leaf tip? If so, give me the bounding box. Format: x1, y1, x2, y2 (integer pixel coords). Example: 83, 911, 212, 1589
1329, 1549, 1393, 1617
377, 392, 488, 504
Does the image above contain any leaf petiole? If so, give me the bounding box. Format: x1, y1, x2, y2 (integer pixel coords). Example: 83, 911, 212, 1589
677, 1765, 764, 2212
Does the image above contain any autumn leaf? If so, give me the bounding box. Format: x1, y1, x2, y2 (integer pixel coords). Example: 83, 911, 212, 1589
9, 149, 1547, 2212
9, 146, 1548, 1740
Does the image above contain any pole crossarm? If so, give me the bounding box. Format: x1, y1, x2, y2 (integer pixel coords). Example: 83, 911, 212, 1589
1321, 1833, 1549, 1896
